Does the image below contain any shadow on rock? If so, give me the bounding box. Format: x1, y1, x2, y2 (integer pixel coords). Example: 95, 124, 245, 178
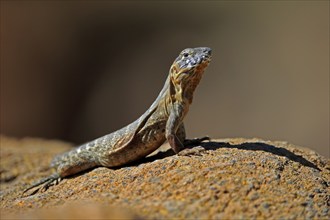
143, 141, 321, 171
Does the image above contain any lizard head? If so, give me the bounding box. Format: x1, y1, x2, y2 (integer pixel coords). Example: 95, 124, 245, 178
171, 47, 212, 77
169, 47, 212, 103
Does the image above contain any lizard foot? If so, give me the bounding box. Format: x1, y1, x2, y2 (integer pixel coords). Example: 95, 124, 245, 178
183, 136, 210, 146
178, 136, 210, 156
22, 173, 61, 197
178, 146, 206, 156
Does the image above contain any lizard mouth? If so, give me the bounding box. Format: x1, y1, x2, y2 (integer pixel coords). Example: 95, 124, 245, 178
197, 53, 212, 69
178, 54, 211, 69
188, 47, 212, 67
200, 48, 212, 63
200, 54, 212, 64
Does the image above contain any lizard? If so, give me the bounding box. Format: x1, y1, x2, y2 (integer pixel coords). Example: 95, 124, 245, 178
22, 47, 212, 196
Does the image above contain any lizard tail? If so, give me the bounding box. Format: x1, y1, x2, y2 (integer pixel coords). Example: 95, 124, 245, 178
22, 173, 61, 197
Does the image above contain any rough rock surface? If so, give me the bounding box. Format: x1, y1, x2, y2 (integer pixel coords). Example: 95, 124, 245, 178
0, 135, 329, 219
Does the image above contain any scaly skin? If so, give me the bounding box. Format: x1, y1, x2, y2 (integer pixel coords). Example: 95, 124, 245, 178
23, 47, 212, 195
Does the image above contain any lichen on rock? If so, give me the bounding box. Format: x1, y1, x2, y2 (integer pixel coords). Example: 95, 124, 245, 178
0, 136, 329, 219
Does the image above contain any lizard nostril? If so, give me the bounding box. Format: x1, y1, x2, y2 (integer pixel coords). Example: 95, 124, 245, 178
201, 47, 211, 55
204, 48, 212, 55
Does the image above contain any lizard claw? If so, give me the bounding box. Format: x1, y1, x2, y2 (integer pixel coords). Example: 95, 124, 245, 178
183, 136, 210, 146
179, 136, 210, 156
198, 136, 211, 142
178, 146, 206, 156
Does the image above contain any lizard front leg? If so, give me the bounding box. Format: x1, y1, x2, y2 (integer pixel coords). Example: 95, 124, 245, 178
165, 104, 185, 154
166, 103, 209, 154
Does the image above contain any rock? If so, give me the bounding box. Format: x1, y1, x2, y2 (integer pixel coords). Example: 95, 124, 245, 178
0, 136, 329, 219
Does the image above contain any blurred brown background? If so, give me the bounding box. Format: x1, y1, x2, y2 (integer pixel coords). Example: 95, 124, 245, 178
1, 1, 329, 157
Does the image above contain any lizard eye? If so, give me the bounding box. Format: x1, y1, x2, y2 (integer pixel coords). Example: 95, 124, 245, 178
182, 52, 189, 58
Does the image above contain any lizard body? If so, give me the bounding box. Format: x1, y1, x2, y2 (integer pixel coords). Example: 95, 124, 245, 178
23, 47, 212, 195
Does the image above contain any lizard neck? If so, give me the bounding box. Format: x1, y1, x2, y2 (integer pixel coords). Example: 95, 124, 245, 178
170, 70, 203, 105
